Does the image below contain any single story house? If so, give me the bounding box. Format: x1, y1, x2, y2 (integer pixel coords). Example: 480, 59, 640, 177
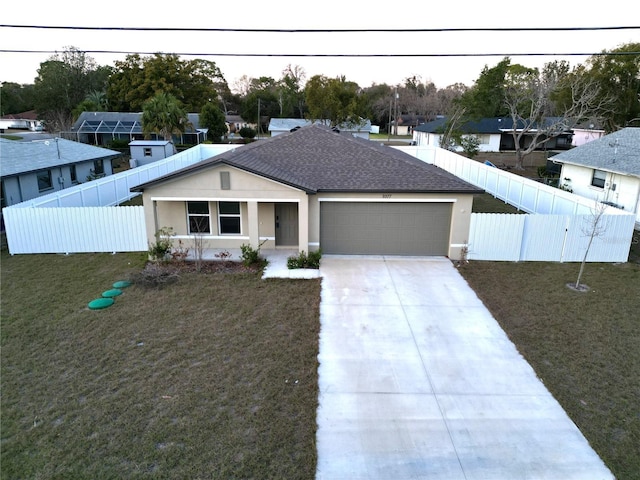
268, 118, 372, 139
413, 117, 574, 152
65, 112, 208, 146
0, 111, 44, 132
551, 127, 640, 228
391, 114, 429, 136
0, 137, 120, 207
131, 124, 483, 259
129, 140, 176, 167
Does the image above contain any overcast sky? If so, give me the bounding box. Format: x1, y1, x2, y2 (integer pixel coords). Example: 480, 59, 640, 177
1, 0, 638, 92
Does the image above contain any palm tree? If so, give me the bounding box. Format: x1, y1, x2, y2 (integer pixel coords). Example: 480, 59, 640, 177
141, 92, 191, 142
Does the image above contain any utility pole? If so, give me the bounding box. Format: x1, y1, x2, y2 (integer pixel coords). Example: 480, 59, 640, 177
394, 87, 399, 136
257, 98, 261, 138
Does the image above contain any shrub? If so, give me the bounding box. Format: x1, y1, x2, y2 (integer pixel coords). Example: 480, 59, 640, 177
148, 227, 175, 261
287, 250, 321, 269
240, 240, 266, 266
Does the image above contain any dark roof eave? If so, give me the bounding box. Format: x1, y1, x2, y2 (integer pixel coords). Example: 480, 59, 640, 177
316, 188, 485, 195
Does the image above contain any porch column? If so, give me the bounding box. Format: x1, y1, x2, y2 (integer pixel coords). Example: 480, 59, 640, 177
247, 201, 260, 247
298, 198, 309, 253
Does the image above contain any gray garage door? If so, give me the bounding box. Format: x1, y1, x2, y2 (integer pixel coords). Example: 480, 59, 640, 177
320, 202, 452, 255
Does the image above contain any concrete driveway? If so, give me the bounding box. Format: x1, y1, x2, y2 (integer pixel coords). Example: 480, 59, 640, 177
316, 256, 613, 480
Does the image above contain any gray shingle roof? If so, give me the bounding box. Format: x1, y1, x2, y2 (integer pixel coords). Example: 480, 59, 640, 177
552, 127, 640, 177
133, 124, 483, 194
0, 137, 121, 177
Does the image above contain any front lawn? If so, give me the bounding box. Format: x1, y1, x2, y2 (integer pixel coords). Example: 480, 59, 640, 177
457, 246, 640, 480
1, 252, 321, 479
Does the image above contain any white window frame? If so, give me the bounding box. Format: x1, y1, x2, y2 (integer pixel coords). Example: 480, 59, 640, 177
591, 169, 606, 189
187, 201, 211, 234
218, 201, 241, 235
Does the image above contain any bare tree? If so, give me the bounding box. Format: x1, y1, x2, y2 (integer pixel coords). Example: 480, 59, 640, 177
504, 62, 613, 170
570, 200, 609, 291
439, 106, 467, 151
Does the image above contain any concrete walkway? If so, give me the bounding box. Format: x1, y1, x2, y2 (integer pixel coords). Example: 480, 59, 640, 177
316, 256, 613, 480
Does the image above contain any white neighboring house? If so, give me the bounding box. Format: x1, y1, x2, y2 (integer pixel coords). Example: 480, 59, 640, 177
413, 117, 574, 153
0, 137, 120, 207
268, 118, 372, 139
129, 140, 176, 167
551, 127, 640, 229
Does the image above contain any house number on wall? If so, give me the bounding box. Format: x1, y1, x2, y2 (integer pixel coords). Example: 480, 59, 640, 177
382, 194, 392, 198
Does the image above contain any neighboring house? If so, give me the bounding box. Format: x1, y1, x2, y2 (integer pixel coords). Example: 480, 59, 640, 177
0, 111, 44, 132
225, 115, 253, 134
551, 127, 640, 228
268, 118, 372, 139
413, 117, 574, 152
131, 124, 483, 259
571, 121, 606, 147
64, 112, 208, 146
129, 140, 176, 167
0, 137, 120, 207
391, 114, 429, 135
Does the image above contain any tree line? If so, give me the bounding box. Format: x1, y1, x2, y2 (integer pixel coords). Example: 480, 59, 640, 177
1, 43, 638, 149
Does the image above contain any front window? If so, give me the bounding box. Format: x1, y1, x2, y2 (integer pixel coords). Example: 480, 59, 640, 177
93, 159, 104, 175
591, 169, 606, 188
218, 201, 241, 235
187, 201, 211, 234
37, 170, 53, 192
143, 147, 152, 157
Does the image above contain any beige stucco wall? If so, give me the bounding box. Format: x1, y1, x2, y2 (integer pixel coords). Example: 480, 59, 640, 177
141, 164, 475, 259
140, 165, 308, 251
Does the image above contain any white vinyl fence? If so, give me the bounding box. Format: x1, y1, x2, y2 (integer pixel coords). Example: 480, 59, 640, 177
3, 143, 635, 262
396, 146, 636, 262
3, 144, 236, 255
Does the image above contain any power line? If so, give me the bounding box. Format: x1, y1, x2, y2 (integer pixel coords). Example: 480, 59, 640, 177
1, 49, 639, 58
0, 24, 638, 33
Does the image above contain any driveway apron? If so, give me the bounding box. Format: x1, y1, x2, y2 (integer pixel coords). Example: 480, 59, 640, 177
316, 255, 613, 480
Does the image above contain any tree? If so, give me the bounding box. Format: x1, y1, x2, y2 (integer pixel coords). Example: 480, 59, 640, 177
579, 43, 640, 131
72, 90, 109, 119
458, 58, 512, 118
570, 200, 608, 292
504, 61, 610, 169
304, 75, 364, 126
107, 54, 227, 112
33, 46, 111, 131
199, 102, 228, 142
278, 64, 307, 118
0, 82, 35, 115
141, 92, 190, 142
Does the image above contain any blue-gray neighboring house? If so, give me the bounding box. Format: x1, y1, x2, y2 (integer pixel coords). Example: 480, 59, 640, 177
413, 117, 573, 152
0, 137, 121, 207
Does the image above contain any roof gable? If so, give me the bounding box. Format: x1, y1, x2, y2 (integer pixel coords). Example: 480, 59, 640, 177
552, 127, 640, 176
133, 124, 482, 194
0, 138, 120, 177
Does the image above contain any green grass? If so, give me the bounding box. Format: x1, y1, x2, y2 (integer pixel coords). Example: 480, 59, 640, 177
457, 242, 640, 480
1, 252, 321, 479
2, 219, 639, 478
